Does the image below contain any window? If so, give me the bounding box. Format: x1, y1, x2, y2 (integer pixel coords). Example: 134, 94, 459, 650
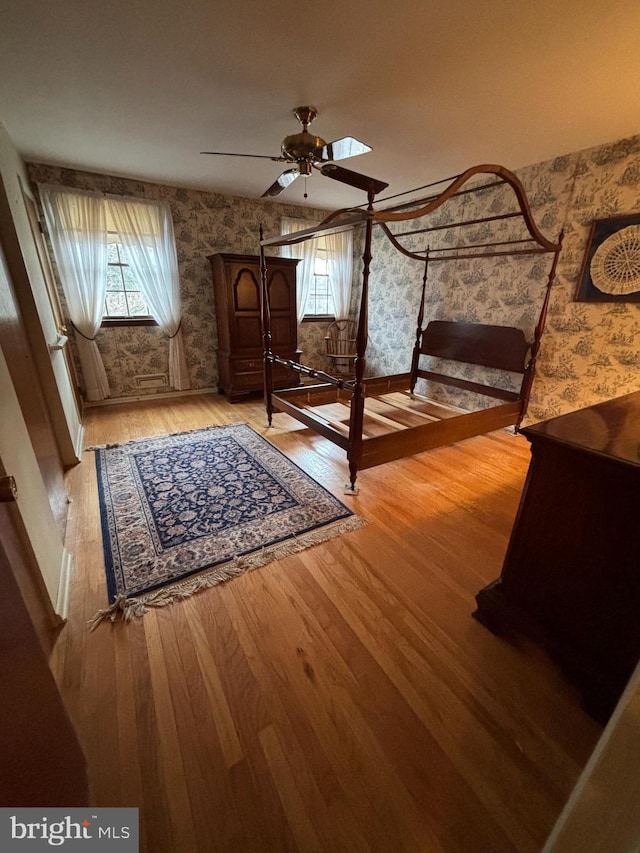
104, 238, 152, 320
305, 241, 335, 317
281, 216, 352, 322
39, 184, 189, 395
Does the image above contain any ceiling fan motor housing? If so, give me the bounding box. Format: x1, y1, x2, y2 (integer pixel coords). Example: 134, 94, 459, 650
281, 131, 326, 165
281, 105, 325, 168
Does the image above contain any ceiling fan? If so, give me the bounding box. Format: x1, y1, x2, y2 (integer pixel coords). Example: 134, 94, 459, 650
202, 106, 388, 199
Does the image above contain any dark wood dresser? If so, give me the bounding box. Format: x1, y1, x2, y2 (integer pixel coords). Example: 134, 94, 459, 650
208, 253, 300, 401
474, 391, 640, 722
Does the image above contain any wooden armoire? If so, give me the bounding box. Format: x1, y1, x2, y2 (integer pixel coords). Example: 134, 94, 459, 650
208, 253, 300, 401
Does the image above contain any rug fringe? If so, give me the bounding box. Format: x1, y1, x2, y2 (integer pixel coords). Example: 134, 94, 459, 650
89, 514, 367, 628
86, 422, 248, 453
87, 594, 138, 629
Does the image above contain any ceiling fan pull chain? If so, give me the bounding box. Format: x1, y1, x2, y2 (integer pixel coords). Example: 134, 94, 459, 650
304, 176, 308, 199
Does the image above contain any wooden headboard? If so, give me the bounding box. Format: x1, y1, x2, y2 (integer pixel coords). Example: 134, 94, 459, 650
421, 321, 530, 373
414, 320, 531, 401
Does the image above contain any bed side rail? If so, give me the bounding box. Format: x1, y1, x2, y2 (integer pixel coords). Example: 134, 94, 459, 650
414, 369, 520, 402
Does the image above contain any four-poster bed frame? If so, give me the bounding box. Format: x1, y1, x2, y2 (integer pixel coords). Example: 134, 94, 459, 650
259, 164, 563, 493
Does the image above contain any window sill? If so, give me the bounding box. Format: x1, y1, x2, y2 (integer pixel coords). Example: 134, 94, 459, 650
301, 315, 335, 324
101, 317, 158, 328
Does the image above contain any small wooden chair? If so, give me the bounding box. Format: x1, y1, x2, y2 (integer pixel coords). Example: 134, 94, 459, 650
324, 319, 357, 377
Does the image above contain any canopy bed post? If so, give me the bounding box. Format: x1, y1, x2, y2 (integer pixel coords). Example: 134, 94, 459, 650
346, 198, 375, 494
517, 230, 564, 427
410, 254, 430, 395
259, 229, 274, 427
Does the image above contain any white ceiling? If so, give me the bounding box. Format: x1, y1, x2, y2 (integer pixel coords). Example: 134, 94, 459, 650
2, 0, 640, 210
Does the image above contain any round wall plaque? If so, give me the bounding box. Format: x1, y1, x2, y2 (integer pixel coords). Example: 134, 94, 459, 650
590, 224, 640, 295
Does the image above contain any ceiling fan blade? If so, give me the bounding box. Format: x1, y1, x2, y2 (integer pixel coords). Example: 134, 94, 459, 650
320, 163, 388, 195
261, 169, 300, 198
201, 151, 285, 161
315, 136, 372, 162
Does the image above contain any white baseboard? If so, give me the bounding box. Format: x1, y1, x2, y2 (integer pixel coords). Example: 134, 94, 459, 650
55, 548, 73, 621
73, 423, 85, 461
84, 387, 219, 408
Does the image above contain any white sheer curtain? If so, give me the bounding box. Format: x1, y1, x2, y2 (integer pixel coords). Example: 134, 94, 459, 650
281, 216, 320, 323
325, 229, 353, 320
108, 197, 190, 390
39, 184, 111, 401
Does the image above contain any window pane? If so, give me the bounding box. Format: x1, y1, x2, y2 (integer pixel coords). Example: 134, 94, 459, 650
127, 292, 148, 316
304, 269, 334, 316
121, 265, 138, 289
105, 292, 127, 316
107, 266, 124, 290
315, 277, 330, 295
103, 240, 152, 318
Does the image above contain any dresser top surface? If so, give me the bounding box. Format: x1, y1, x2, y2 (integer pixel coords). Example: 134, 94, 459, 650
207, 252, 300, 266
522, 391, 640, 467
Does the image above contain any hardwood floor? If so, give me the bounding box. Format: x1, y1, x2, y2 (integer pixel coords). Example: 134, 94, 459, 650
53, 393, 601, 852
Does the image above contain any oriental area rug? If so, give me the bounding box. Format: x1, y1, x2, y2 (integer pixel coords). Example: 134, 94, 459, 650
90, 423, 365, 626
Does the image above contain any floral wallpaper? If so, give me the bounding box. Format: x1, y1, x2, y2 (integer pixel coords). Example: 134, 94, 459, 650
26, 163, 332, 400
29, 132, 640, 422
362, 135, 640, 423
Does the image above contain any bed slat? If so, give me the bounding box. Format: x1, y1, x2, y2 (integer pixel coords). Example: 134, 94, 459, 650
362, 398, 412, 430
390, 392, 466, 420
